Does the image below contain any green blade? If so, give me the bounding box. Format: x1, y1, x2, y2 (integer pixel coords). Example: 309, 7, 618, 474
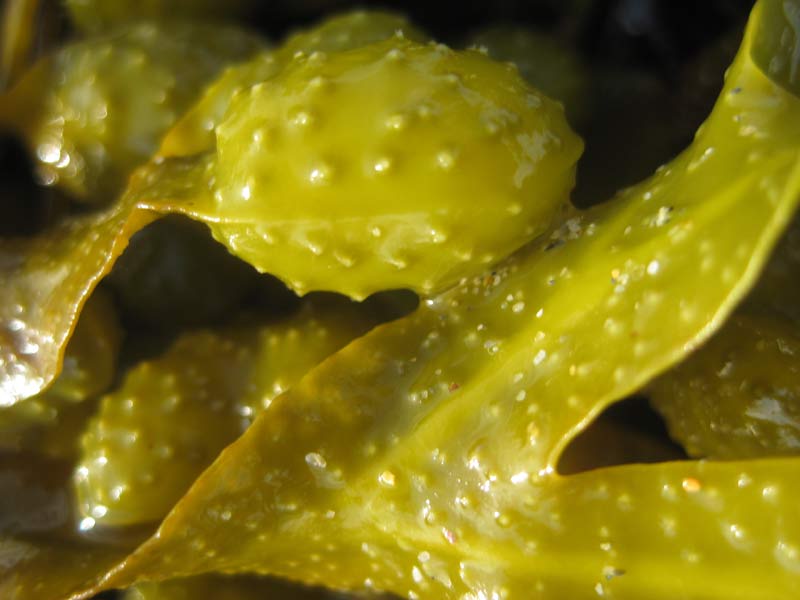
0, 192, 153, 406
0, 452, 149, 600
0, 289, 120, 459
0, 21, 262, 204
158, 11, 428, 159
651, 313, 800, 459
65, 6, 800, 597
74, 297, 377, 528
0, 27, 581, 400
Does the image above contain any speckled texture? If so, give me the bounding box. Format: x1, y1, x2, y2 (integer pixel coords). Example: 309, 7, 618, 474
39, 288, 121, 403
3, 5, 800, 598
159, 11, 428, 158
2, 20, 262, 204
65, 17, 800, 599
0, 290, 120, 459
0, 453, 149, 600
466, 26, 589, 126
0, 150, 237, 407
211, 36, 582, 298
0, 26, 578, 403
0, 192, 154, 406
74, 297, 376, 527
651, 314, 800, 459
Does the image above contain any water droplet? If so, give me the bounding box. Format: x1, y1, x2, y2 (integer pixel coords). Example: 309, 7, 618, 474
373, 157, 392, 174
385, 114, 407, 131
484, 340, 500, 355
386, 48, 404, 61
494, 512, 511, 527
378, 470, 396, 487
681, 549, 701, 564
617, 493, 633, 511
305, 452, 327, 469
775, 541, 800, 573
511, 471, 529, 484
37, 142, 61, 164
412, 566, 424, 583
430, 229, 447, 244
307, 75, 328, 90
436, 150, 455, 171
682, 477, 701, 493
762, 485, 778, 502
594, 582, 607, 596
724, 523, 748, 549
20, 342, 39, 355
659, 516, 677, 537
533, 349, 547, 366
110, 485, 126, 501
687, 146, 715, 172
308, 162, 333, 185
334, 251, 355, 268
289, 109, 314, 127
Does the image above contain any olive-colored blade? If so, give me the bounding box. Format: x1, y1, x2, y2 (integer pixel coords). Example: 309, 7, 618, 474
74, 297, 377, 528
650, 210, 800, 461
0, 21, 262, 204
158, 11, 428, 159
464, 26, 589, 126
207, 35, 582, 299
0, 192, 153, 406
0, 535, 136, 600
650, 314, 800, 459
0, 25, 580, 401
0, 149, 231, 407
66, 6, 800, 597
0, 452, 149, 600
0, 289, 120, 459
84, 437, 800, 598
